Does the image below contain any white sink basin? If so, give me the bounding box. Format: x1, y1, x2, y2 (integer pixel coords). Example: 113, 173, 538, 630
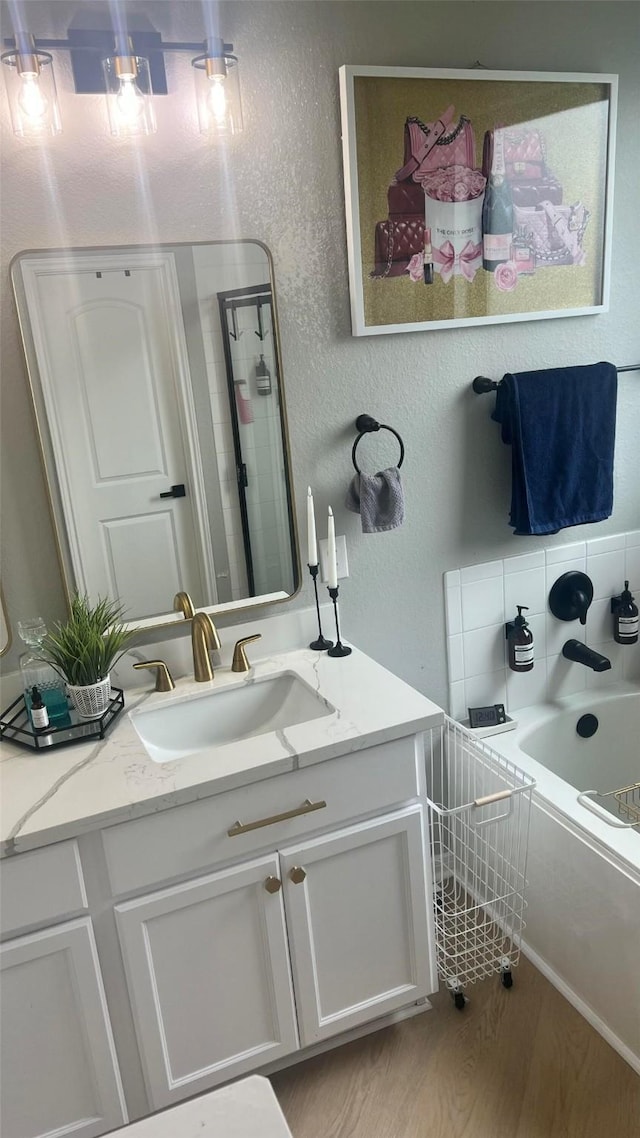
130, 672, 335, 763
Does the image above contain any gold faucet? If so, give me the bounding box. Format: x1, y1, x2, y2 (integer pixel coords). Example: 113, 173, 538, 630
191, 612, 221, 682
174, 591, 195, 620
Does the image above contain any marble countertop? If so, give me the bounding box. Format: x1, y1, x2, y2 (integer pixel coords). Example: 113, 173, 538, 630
0, 646, 443, 856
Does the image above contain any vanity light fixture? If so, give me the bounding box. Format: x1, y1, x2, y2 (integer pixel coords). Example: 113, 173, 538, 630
192, 37, 243, 137
1, 31, 62, 137
2, 18, 242, 140
102, 34, 156, 137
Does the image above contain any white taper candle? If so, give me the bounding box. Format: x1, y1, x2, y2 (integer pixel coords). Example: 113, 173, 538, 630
327, 506, 338, 589
307, 486, 318, 565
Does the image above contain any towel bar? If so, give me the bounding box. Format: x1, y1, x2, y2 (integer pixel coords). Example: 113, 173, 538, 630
352, 414, 405, 473
472, 363, 640, 394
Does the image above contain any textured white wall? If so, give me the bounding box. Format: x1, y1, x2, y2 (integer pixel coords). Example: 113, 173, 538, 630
1, 2, 639, 706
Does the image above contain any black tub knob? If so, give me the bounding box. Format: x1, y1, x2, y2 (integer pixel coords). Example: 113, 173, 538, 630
549, 571, 594, 625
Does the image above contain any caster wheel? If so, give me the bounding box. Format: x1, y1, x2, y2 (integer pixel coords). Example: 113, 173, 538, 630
501, 970, 513, 989
454, 992, 466, 1010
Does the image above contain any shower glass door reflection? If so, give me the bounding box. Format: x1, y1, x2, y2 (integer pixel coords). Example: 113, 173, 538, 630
218, 284, 295, 598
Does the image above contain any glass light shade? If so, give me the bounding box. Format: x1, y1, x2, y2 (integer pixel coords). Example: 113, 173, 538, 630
193, 53, 243, 137
102, 54, 156, 137
2, 48, 61, 137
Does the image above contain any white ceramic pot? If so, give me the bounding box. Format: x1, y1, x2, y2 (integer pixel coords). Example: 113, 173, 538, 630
67, 674, 111, 719
424, 192, 485, 282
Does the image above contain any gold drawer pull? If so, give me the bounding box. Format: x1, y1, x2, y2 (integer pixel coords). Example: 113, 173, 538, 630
264, 876, 282, 894
227, 798, 327, 837
289, 866, 306, 885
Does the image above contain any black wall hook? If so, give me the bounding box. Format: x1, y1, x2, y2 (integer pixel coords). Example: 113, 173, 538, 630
352, 415, 405, 474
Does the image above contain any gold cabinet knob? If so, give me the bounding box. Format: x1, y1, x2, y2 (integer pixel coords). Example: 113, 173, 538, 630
264, 876, 282, 894
289, 866, 306, 885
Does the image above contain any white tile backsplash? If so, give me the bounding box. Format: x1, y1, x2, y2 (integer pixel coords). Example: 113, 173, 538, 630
444, 585, 462, 637
506, 659, 548, 712
460, 560, 503, 583
464, 669, 507, 711
545, 652, 588, 697
586, 534, 626, 556
625, 546, 640, 591
545, 610, 585, 657
463, 624, 505, 677
587, 550, 626, 599
585, 598, 612, 646
445, 530, 639, 718
447, 635, 464, 683
448, 681, 466, 722
545, 541, 586, 565
461, 576, 504, 631
503, 551, 545, 574
504, 567, 546, 616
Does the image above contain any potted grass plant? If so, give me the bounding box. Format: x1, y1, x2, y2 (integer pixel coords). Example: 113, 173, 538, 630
41, 594, 136, 718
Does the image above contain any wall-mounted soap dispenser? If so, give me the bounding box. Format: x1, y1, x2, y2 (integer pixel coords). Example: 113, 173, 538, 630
506, 606, 534, 672
255, 353, 272, 396
611, 581, 639, 644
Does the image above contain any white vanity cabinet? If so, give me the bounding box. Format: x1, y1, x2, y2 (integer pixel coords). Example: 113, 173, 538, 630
114, 854, 300, 1107
0, 845, 127, 1138
107, 737, 437, 1110
280, 805, 431, 1046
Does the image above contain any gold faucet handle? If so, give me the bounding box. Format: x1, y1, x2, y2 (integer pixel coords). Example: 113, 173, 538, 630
133, 660, 175, 692
173, 591, 195, 619
231, 634, 262, 673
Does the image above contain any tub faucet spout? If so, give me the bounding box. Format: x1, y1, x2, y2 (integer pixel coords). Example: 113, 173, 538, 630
562, 639, 611, 672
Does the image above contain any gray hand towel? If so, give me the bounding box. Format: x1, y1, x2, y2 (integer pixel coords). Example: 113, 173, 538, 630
345, 467, 404, 533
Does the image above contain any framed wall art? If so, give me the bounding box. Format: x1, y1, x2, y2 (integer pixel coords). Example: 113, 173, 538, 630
339, 67, 617, 336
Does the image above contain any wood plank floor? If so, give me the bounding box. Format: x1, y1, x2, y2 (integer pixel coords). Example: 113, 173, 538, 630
271, 956, 640, 1138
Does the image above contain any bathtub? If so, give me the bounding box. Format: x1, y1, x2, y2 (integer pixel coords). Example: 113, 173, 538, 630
483, 683, 640, 1074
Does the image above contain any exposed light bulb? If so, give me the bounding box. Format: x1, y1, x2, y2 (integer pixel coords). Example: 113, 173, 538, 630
18, 72, 49, 121
206, 75, 228, 127
115, 75, 145, 124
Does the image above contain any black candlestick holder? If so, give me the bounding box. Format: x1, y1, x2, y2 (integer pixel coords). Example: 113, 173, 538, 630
308, 564, 333, 650
327, 586, 352, 657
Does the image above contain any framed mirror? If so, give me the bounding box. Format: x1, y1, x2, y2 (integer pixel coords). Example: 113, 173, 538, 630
12, 241, 300, 630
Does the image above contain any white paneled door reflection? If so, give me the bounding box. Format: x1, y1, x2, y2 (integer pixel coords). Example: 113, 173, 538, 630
22, 254, 212, 618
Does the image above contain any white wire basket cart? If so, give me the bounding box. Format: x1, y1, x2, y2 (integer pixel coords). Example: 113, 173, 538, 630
425, 717, 536, 1009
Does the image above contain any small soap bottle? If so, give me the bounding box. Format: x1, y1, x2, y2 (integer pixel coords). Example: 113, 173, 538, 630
255, 354, 272, 396
506, 605, 534, 672
30, 686, 50, 730
612, 581, 639, 645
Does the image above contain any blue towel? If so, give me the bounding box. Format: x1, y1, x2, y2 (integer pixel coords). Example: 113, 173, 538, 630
491, 362, 617, 535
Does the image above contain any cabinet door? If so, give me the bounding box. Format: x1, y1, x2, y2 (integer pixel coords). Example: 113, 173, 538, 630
281, 805, 436, 1046
0, 918, 126, 1138
115, 854, 298, 1109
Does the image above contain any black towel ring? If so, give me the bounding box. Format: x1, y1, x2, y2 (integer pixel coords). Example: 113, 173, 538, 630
351, 414, 405, 475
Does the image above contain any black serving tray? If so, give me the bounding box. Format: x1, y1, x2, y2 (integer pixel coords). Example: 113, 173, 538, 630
0, 689, 125, 752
